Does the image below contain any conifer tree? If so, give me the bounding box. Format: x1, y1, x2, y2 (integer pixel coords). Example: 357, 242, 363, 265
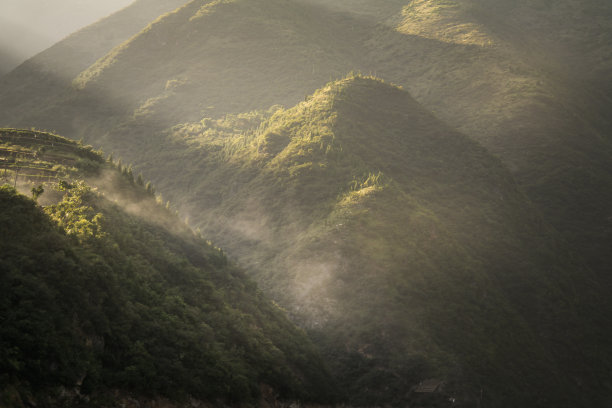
145, 181, 155, 195
136, 173, 144, 186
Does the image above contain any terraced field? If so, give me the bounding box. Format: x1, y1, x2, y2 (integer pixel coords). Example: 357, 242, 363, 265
0, 128, 103, 186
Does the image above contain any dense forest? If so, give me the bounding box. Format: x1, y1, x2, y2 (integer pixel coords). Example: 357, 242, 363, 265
1, 0, 612, 407
0, 130, 335, 407
142, 76, 610, 407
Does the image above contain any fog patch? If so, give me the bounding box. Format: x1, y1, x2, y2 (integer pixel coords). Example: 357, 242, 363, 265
285, 255, 345, 329
227, 211, 273, 243
85, 168, 195, 237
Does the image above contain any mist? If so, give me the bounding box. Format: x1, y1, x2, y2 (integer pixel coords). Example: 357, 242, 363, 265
0, 0, 134, 75
2, 0, 612, 406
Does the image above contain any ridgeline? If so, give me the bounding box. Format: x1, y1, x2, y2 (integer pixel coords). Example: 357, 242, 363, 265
0, 129, 336, 407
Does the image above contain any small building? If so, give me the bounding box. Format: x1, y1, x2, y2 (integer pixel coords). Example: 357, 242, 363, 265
414, 379, 445, 393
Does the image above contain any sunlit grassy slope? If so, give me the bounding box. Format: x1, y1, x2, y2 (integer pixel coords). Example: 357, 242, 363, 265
0, 0, 611, 405
326, 0, 612, 288
397, 0, 493, 46
0, 0, 375, 136
1, 0, 610, 285
132, 76, 611, 407
0, 129, 336, 406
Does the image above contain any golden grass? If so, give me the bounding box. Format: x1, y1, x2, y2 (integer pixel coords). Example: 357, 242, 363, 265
397, 0, 493, 47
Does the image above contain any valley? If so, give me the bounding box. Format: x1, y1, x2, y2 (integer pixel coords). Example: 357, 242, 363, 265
1, 0, 611, 407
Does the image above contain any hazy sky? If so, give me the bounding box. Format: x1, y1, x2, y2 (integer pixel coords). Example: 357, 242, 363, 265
0, 0, 134, 74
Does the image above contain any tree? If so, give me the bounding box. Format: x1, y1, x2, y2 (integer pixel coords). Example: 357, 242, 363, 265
145, 181, 154, 195
136, 173, 144, 187
126, 165, 134, 183
31, 185, 44, 201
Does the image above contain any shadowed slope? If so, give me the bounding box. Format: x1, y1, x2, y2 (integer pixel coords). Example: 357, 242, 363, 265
0, 129, 337, 406
1, 0, 610, 283
142, 76, 611, 407
73, 0, 368, 122
0, 0, 185, 123
0, 2, 611, 404
357, 0, 612, 281
0, 0, 376, 161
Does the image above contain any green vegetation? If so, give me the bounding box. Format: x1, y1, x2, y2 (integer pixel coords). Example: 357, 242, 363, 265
2, 0, 610, 290
1, 0, 612, 406
124, 76, 611, 407
0, 130, 336, 406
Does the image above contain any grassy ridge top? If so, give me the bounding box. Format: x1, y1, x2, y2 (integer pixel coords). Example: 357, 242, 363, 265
0, 129, 337, 406
136, 76, 610, 407
4, 0, 608, 283
397, 0, 493, 46
72, 0, 199, 91
62, 0, 369, 130
1, 0, 611, 405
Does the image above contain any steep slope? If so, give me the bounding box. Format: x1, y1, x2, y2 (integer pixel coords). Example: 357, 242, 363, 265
1, 0, 610, 284
137, 77, 611, 407
396, 0, 493, 46
392, 0, 612, 89
0, 129, 336, 406
0, 0, 135, 75
362, 0, 612, 281
1, 0, 370, 139
0, 46, 23, 78
0, 0, 185, 121
289, 1, 612, 284
1, 2, 612, 404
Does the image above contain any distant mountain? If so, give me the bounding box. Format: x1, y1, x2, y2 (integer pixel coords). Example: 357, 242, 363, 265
1, 0, 612, 406
0, 49, 21, 77
0, 16, 43, 77
1, 0, 610, 282
136, 76, 611, 407
0, 0, 185, 116
8, 0, 370, 132
0, 0, 135, 75
359, 0, 612, 279
0, 129, 336, 406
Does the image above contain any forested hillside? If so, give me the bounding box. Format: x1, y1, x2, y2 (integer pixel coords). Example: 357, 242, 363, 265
1, 0, 612, 407
132, 76, 610, 407
1, 0, 610, 284
0, 129, 336, 407
360, 0, 612, 280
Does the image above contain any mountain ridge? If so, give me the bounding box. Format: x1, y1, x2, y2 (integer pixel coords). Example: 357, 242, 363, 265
0, 128, 337, 406
1, 1, 612, 406
140, 76, 610, 407
2, 0, 608, 276
0, 0, 185, 125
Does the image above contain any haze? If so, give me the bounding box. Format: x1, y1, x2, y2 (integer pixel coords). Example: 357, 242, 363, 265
0, 0, 134, 75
